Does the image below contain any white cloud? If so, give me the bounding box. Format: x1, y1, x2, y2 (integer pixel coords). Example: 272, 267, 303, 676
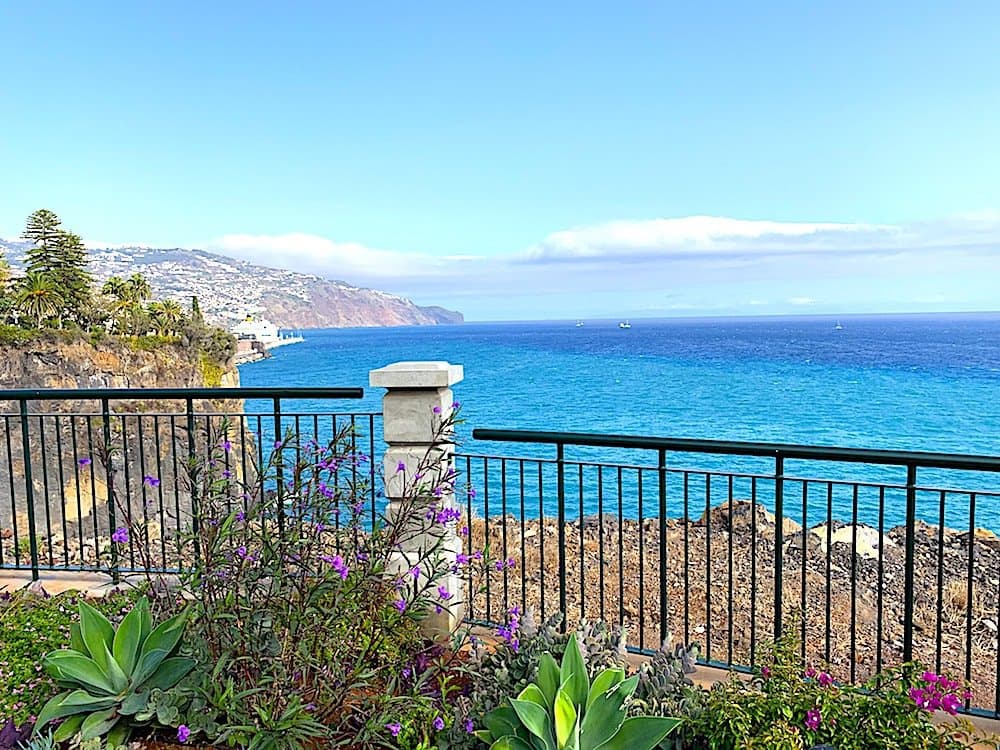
787, 296, 816, 306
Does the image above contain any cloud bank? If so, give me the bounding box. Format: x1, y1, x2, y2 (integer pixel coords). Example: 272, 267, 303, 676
204, 214, 1000, 320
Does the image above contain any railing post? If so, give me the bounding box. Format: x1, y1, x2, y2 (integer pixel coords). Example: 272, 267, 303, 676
18, 399, 40, 581
273, 396, 284, 534
903, 463, 918, 663
185, 397, 200, 563
370, 361, 464, 637
556, 442, 567, 630
773, 452, 784, 641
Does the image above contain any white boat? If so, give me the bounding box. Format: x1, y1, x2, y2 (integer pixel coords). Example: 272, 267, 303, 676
231, 314, 304, 350
575, 320, 584, 327
834, 321, 843, 330
619, 320, 631, 329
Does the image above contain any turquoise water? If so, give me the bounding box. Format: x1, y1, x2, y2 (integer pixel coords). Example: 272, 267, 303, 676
239, 313, 1000, 530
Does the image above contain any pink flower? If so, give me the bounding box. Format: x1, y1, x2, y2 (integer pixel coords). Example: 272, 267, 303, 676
177, 725, 191, 743
804, 708, 821, 730
818, 671, 833, 687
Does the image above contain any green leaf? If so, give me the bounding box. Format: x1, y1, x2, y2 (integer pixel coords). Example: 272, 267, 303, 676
35, 690, 117, 730
112, 600, 145, 675
52, 714, 85, 743
69, 622, 87, 654
510, 698, 555, 750
586, 668, 625, 711
102, 642, 129, 693
580, 675, 630, 750
145, 656, 196, 690
80, 706, 119, 740
78, 599, 115, 665
119, 690, 149, 717
594, 717, 680, 750
136, 596, 153, 645
43, 651, 116, 695
554, 689, 578, 750
559, 634, 589, 708
106, 722, 130, 748
132, 613, 187, 686
518, 684, 549, 709
537, 652, 561, 709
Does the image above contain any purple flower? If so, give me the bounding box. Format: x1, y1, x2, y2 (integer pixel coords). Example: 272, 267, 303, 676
273, 440, 283, 450
761, 666, 771, 679
452, 401, 461, 409
804, 708, 821, 731
409, 566, 420, 580
438, 585, 453, 601
77, 457, 92, 467
433, 405, 442, 414
111, 527, 129, 544
177, 725, 191, 743
236, 545, 248, 559
396, 461, 407, 473
221, 439, 232, 454
464, 719, 474, 734
143, 475, 160, 488
235, 511, 245, 522
393, 599, 407, 613
432, 716, 445, 731
386, 722, 402, 737
817, 671, 833, 687
805, 666, 817, 679
222, 469, 233, 480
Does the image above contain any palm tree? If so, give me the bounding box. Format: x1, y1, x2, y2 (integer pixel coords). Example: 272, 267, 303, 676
159, 299, 184, 335
15, 272, 64, 328
126, 273, 152, 304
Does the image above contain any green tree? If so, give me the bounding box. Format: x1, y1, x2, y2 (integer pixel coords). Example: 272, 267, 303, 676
190, 295, 204, 326
126, 273, 151, 304
15, 272, 64, 328
50, 231, 92, 325
21, 209, 62, 271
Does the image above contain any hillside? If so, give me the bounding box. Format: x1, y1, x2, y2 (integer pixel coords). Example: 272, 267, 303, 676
0, 239, 463, 329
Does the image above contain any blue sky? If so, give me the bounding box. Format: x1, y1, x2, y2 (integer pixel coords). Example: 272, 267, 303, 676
1, 1, 999, 320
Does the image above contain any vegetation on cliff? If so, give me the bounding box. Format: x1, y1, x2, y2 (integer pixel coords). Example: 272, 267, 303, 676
0, 210, 235, 369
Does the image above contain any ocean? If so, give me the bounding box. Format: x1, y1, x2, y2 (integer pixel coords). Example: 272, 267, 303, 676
238, 313, 1000, 531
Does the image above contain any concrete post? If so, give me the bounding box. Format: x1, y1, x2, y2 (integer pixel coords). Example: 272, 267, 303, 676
369, 361, 465, 635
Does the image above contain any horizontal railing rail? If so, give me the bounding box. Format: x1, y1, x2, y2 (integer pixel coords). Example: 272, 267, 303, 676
1, 387, 375, 583
461, 427, 1000, 718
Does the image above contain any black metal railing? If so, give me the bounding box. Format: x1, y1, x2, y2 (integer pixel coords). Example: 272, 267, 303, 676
461, 428, 1000, 718
0, 387, 377, 579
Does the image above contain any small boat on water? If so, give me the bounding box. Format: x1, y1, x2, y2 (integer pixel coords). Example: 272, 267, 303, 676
575, 320, 584, 327
834, 321, 844, 330
619, 320, 631, 329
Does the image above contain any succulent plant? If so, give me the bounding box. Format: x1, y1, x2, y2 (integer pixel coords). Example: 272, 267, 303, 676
33, 596, 194, 746
476, 633, 679, 750
446, 613, 630, 750
630, 640, 704, 749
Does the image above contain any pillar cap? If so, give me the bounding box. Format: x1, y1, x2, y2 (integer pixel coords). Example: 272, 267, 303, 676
369, 361, 464, 389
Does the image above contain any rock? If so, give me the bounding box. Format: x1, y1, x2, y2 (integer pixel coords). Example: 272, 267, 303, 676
695, 499, 801, 534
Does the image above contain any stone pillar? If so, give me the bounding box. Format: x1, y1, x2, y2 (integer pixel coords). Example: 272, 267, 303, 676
369, 361, 465, 635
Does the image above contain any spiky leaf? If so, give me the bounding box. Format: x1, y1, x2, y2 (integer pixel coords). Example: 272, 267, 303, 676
77, 600, 115, 668
537, 652, 561, 709
43, 651, 115, 695
594, 717, 679, 750
131, 613, 186, 686
586, 668, 625, 711
510, 698, 554, 750
554, 688, 578, 750
35, 690, 117, 729
112, 600, 145, 675
559, 635, 589, 708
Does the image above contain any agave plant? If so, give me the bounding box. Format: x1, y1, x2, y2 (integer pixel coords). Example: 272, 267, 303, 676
476, 634, 679, 750
34, 596, 194, 746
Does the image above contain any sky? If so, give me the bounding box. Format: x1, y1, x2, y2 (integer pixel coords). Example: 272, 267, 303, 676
1, 1, 999, 320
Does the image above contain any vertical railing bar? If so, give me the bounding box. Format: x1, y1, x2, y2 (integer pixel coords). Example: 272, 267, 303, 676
617, 466, 624, 630
466, 455, 475, 621
800, 480, 808, 663
138, 416, 151, 570
170, 415, 183, 566
368, 414, 377, 514
876, 485, 886, 675
18, 399, 40, 580
556, 443, 567, 631
501, 458, 509, 615
598, 465, 606, 623
704, 472, 712, 662
658, 449, 668, 647
578, 462, 585, 623
186, 397, 201, 563
825, 481, 833, 665
903, 463, 918, 664
86, 417, 100, 572
936, 489, 947, 674
4, 416, 18, 569
750, 475, 758, 665
101, 398, 118, 582
120, 414, 135, 571
638, 468, 645, 651
964, 492, 976, 710
850, 483, 859, 684
727, 473, 734, 665
54, 415, 70, 567
683, 470, 690, 645
272, 397, 284, 535
519, 459, 527, 615
538, 461, 546, 618
774, 453, 785, 641
37, 415, 53, 567
483, 457, 491, 622
153, 415, 167, 570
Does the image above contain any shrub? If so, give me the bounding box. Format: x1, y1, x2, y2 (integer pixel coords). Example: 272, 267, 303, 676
131, 409, 490, 749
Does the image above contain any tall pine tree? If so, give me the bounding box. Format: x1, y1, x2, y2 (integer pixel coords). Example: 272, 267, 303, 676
22, 209, 63, 271
51, 231, 92, 323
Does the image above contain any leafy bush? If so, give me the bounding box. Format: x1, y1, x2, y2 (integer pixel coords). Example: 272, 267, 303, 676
630, 641, 704, 749
0, 588, 140, 726
475, 633, 679, 750
132, 409, 490, 749
34, 596, 193, 746
682, 626, 999, 750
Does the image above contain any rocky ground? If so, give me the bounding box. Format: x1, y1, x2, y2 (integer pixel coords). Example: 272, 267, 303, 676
467, 500, 1000, 711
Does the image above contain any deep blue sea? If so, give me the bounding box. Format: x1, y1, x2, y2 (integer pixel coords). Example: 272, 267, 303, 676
239, 314, 1000, 531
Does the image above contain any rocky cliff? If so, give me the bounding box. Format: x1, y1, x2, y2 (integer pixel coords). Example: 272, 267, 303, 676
0, 338, 243, 569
